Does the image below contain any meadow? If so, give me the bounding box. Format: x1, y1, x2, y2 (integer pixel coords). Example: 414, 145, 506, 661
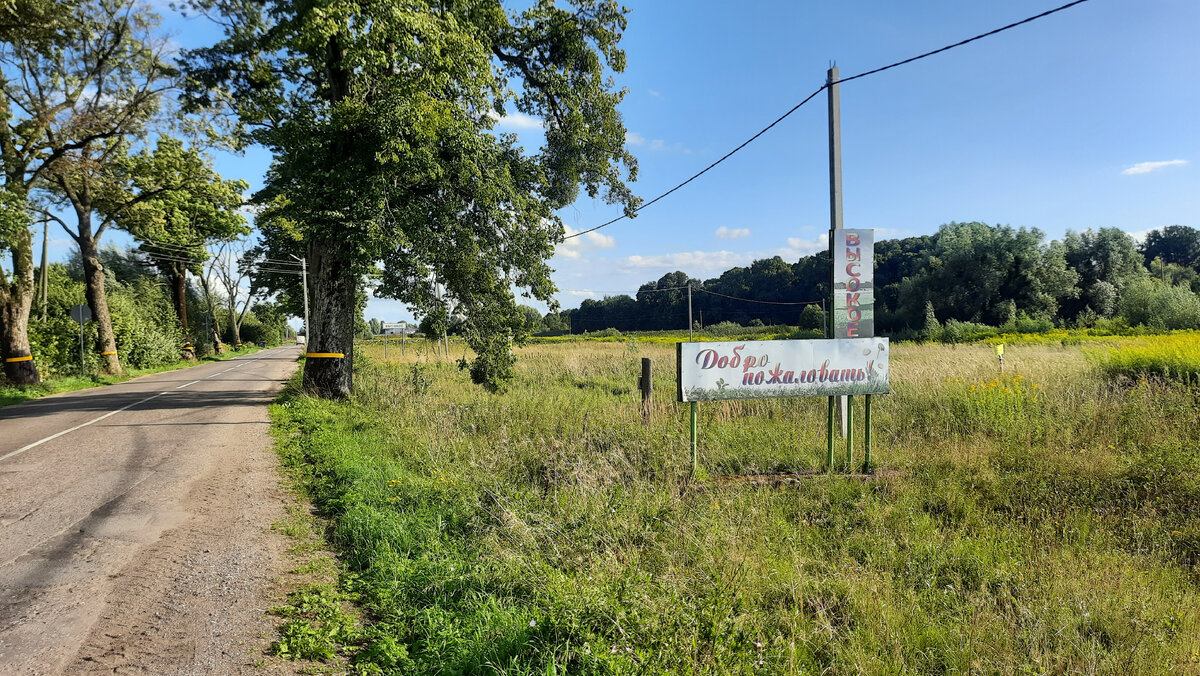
271, 334, 1200, 674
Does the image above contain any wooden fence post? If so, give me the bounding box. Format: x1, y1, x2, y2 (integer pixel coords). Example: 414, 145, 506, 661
639, 357, 652, 424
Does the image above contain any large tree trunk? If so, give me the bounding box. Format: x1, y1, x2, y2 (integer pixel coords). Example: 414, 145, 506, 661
74, 210, 121, 375
0, 200, 41, 384
301, 237, 354, 398
168, 263, 196, 361
302, 35, 356, 398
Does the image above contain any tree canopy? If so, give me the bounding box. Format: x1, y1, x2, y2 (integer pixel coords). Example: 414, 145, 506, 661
184, 0, 639, 396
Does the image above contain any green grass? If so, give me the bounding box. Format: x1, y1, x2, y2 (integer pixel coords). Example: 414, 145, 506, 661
0, 343, 274, 408
271, 339, 1200, 674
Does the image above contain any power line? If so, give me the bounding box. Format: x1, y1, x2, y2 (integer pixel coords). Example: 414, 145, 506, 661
563, 0, 1091, 241
135, 251, 303, 275
137, 240, 210, 253
696, 288, 822, 306
832, 0, 1091, 87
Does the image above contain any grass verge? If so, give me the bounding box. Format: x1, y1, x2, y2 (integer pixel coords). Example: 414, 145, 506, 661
270, 339, 1200, 674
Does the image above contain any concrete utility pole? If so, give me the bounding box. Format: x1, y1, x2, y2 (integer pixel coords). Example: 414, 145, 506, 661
826, 65, 849, 464
827, 66, 843, 233
292, 254, 310, 343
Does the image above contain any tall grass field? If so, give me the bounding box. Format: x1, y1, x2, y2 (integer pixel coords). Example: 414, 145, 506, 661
271, 334, 1200, 674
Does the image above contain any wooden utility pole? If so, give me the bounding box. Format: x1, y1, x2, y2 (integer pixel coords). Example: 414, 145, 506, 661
38, 218, 49, 322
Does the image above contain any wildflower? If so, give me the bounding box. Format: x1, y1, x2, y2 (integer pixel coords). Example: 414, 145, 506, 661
529, 619, 536, 628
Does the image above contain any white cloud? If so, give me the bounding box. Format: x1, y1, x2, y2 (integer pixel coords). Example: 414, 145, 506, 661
584, 231, 615, 248
648, 90, 661, 98
624, 132, 689, 154
620, 234, 828, 277
1124, 228, 1150, 244
555, 224, 616, 260
715, 226, 750, 239
566, 289, 599, 297
1122, 159, 1188, 175
492, 111, 544, 131
624, 250, 745, 272
785, 235, 827, 253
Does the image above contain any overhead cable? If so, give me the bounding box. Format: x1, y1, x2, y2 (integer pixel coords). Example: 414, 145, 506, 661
563, 0, 1091, 240
696, 288, 822, 306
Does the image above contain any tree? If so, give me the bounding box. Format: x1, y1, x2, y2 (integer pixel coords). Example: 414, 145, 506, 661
542, 310, 568, 333
209, 236, 263, 348
517, 305, 545, 334
1062, 228, 1146, 320
368, 318, 381, 336
901, 222, 1078, 326
31, 0, 175, 374
185, 0, 639, 397
0, 0, 115, 383
922, 300, 940, 341
123, 138, 249, 357
1140, 225, 1200, 272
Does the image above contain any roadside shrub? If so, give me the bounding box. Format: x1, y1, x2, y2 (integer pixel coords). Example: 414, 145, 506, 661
108, 278, 186, 368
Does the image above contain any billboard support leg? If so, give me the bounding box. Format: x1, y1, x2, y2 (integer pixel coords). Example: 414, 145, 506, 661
846, 395, 854, 469
864, 394, 872, 472
826, 395, 835, 471
690, 401, 698, 478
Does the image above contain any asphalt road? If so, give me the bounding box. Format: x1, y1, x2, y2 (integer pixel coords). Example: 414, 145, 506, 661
0, 345, 303, 675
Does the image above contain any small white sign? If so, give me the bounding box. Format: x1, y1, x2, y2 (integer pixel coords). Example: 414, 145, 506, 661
677, 338, 889, 402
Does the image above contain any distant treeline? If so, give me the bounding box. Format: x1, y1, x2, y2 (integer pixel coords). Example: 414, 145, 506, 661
538, 222, 1200, 337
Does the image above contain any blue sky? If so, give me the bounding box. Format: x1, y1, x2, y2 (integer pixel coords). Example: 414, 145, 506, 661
47, 0, 1200, 324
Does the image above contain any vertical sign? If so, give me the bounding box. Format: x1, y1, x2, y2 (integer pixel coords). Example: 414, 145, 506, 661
833, 228, 873, 338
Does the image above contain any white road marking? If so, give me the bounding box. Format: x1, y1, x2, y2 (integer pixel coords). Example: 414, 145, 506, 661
0, 391, 172, 463
0, 346, 292, 463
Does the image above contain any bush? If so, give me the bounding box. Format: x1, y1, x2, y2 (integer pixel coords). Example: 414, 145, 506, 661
938, 320, 997, 344
798, 304, 825, 331
108, 278, 186, 368
24, 263, 185, 378
1005, 314, 1056, 334
1119, 279, 1200, 330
